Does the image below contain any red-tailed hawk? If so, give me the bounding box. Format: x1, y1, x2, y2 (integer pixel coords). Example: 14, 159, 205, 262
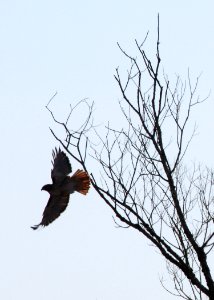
31, 148, 90, 230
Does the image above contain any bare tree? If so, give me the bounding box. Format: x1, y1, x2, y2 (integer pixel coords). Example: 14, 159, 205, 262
46, 21, 214, 300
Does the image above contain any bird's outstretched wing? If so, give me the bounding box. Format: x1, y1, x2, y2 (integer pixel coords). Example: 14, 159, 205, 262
51, 148, 72, 184
31, 194, 70, 230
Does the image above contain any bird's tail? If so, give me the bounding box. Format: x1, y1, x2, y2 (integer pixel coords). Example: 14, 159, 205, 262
70, 169, 90, 195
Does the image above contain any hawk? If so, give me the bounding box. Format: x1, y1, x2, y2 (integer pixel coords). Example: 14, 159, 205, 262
31, 148, 90, 230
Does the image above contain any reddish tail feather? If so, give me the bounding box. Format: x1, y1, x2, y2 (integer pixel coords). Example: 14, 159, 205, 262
71, 169, 90, 195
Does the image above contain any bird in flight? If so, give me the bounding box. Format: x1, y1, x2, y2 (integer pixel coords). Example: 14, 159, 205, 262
31, 148, 90, 230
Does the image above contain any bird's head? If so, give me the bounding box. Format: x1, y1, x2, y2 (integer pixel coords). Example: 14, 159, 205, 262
41, 184, 53, 193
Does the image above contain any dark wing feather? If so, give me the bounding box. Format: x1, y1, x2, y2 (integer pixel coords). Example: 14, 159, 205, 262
51, 147, 72, 184
31, 194, 70, 230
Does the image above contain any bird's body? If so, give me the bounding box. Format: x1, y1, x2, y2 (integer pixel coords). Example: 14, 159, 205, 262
31, 148, 90, 230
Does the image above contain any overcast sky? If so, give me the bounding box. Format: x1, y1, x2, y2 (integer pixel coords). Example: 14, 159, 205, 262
1, 1, 214, 300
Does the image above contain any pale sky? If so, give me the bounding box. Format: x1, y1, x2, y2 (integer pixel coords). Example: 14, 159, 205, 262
1, 1, 214, 299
